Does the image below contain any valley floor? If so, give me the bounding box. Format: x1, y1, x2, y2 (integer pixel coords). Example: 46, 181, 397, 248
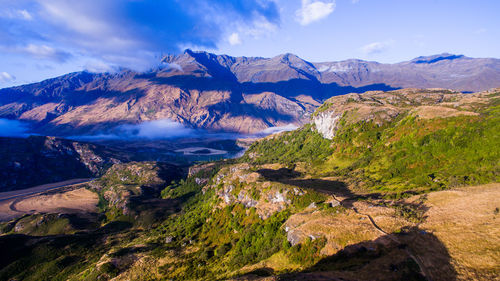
0, 180, 96, 221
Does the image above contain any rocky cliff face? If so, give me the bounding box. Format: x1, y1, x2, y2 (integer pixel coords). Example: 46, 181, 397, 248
0, 51, 499, 136
312, 112, 341, 140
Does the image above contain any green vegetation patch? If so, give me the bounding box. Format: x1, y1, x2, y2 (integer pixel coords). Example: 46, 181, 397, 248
240, 124, 334, 166
243, 101, 500, 193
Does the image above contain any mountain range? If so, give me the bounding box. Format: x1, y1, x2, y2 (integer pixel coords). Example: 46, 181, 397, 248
1, 50, 499, 136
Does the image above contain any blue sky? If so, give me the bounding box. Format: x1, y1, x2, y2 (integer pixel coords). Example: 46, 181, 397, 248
0, 0, 499, 87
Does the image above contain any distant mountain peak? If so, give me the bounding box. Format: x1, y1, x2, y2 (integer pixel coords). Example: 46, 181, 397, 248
411, 53, 465, 64
275, 53, 299, 59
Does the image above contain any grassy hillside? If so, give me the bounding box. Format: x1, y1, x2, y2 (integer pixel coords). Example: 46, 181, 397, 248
242, 90, 500, 194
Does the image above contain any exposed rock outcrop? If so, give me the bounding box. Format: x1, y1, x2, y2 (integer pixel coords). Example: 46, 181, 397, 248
207, 163, 298, 219
313, 112, 341, 140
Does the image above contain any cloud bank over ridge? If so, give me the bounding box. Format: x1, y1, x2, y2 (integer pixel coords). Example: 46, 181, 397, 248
0, 119, 30, 137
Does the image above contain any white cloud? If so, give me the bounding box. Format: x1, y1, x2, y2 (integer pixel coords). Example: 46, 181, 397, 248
39, 1, 114, 36
120, 119, 195, 139
161, 62, 184, 72
0, 9, 33, 20
77, 119, 196, 140
0, 44, 72, 63
0, 119, 29, 137
248, 16, 278, 37
17, 9, 33, 20
83, 60, 118, 73
228, 32, 242, 45
360, 41, 393, 55
0, 72, 16, 83
296, 0, 335, 26
23, 44, 72, 62
351, 0, 360, 3
258, 124, 298, 135
1, 0, 280, 72
230, 16, 278, 41
29, 0, 279, 70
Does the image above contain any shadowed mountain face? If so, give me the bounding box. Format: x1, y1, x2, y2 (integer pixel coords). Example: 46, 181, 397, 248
0, 136, 129, 191
0, 50, 499, 136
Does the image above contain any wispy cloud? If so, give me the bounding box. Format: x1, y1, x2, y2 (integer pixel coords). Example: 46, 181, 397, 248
360, 40, 394, 55
76, 119, 196, 140
0, 44, 72, 63
0, 119, 30, 137
120, 119, 195, 139
228, 32, 242, 45
73, 119, 298, 141
254, 124, 298, 136
0, 8, 33, 21
160, 63, 184, 72
0, 72, 16, 83
17, 9, 32, 20
83, 60, 118, 73
23, 44, 72, 62
296, 0, 335, 26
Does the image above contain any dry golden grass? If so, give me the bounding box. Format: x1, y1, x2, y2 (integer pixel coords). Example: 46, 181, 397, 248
411, 105, 479, 119
0, 187, 98, 221
352, 201, 410, 234
418, 183, 500, 280
285, 206, 384, 256
14, 188, 98, 214
238, 251, 302, 276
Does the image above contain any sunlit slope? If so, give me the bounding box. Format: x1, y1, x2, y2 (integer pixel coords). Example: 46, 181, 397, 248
242, 88, 500, 193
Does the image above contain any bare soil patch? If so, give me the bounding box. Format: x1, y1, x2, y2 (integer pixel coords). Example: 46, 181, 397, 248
0, 187, 98, 222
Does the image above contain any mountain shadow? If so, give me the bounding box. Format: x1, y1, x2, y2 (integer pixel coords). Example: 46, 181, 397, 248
278, 226, 456, 281
240, 80, 398, 100
256, 168, 356, 206
235, 226, 456, 281
149, 75, 398, 101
